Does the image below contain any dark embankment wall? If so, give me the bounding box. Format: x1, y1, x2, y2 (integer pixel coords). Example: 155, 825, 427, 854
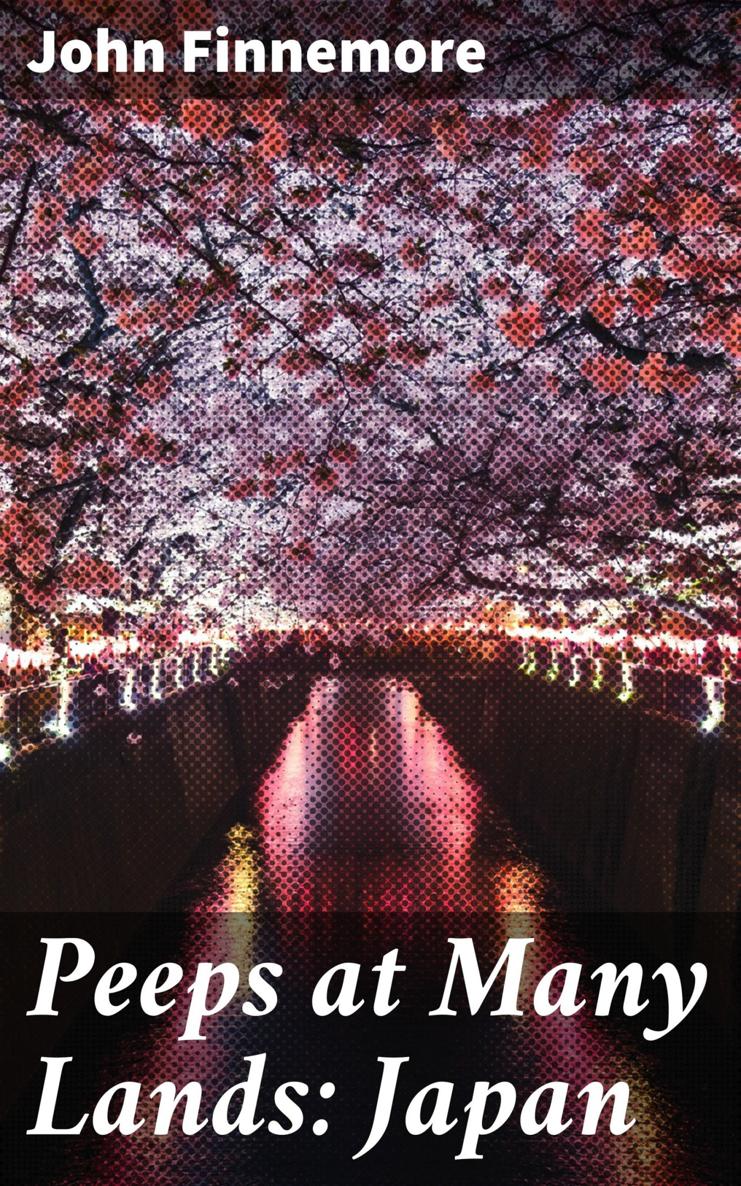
418, 666, 737, 915
3, 663, 735, 917
0, 673, 311, 912
418, 668, 738, 1015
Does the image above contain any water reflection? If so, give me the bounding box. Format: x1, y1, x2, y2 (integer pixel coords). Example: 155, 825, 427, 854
49, 677, 716, 1185
252, 678, 700, 1183
258, 679, 485, 912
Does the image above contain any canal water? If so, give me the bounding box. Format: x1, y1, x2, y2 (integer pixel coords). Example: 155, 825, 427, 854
4, 677, 736, 1185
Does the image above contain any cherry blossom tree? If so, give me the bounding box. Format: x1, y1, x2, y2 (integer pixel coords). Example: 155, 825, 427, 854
0, 91, 737, 635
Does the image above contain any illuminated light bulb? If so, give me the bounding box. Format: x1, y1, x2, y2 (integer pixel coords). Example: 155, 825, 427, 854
150, 658, 162, 700
48, 676, 72, 737
0, 691, 10, 764
617, 660, 635, 703
699, 676, 725, 734
209, 647, 219, 676
520, 649, 537, 676
592, 657, 604, 691
175, 655, 184, 690
569, 654, 582, 687
544, 642, 561, 682
121, 669, 136, 712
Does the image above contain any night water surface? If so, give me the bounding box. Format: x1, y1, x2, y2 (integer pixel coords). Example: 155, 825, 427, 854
5, 677, 736, 1186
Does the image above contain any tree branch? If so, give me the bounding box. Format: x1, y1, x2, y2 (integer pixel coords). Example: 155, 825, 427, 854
580, 310, 727, 373
0, 160, 36, 286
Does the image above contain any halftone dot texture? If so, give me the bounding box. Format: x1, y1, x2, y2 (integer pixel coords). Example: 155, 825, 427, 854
10, 675, 730, 1186
0, 2, 737, 635
0, 3, 738, 1184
